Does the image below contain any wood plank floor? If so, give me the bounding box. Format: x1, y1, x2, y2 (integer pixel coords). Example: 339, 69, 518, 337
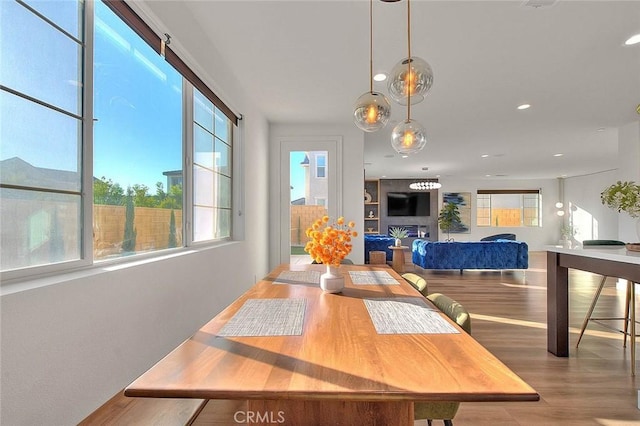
193, 251, 640, 425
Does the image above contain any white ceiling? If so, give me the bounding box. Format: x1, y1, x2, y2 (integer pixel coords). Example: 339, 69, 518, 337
165, 1, 639, 180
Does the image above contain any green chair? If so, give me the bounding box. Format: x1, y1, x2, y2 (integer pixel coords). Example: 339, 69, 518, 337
402, 272, 429, 297
415, 293, 472, 426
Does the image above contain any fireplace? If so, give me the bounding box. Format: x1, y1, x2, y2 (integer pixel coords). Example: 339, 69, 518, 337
388, 225, 428, 238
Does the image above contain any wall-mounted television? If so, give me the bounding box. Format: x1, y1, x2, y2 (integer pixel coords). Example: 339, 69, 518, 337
387, 192, 430, 216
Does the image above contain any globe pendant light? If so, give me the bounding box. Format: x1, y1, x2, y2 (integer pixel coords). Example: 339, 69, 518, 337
387, 0, 433, 105
391, 0, 427, 155
391, 118, 427, 155
354, 0, 391, 132
388, 57, 433, 105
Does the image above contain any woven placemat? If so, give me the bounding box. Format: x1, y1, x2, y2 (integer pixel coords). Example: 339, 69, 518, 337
364, 297, 460, 334
349, 270, 399, 285
217, 298, 306, 337
273, 270, 321, 285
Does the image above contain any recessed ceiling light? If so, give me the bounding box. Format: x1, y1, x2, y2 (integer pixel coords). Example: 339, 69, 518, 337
481, 154, 489, 158
517, 104, 531, 110
401, 155, 409, 159
373, 73, 387, 82
625, 33, 640, 46
553, 153, 563, 157
485, 174, 491, 177
596, 127, 606, 132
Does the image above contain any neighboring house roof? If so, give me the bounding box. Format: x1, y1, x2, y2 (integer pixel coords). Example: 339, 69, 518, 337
300, 155, 309, 166
291, 197, 306, 205
1, 157, 79, 192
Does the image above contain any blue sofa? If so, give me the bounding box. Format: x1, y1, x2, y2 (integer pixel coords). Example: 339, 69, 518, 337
364, 235, 394, 263
412, 239, 528, 271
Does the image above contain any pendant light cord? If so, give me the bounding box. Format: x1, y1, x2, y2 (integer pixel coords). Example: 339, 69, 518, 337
407, 0, 412, 121
369, 0, 373, 93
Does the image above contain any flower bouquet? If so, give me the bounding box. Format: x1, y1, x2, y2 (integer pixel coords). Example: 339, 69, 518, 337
304, 216, 357, 293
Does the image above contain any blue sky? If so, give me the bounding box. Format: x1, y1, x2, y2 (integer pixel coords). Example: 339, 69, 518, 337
290, 151, 306, 201
93, 1, 183, 191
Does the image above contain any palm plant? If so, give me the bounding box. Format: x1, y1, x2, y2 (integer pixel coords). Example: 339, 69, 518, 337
389, 226, 409, 246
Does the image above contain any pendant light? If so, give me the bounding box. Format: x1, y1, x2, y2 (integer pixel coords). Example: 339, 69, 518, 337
387, 1, 433, 105
391, 0, 427, 155
354, 0, 391, 132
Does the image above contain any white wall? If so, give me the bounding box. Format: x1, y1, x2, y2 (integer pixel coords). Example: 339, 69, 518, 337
0, 2, 271, 424
436, 177, 561, 251
564, 170, 619, 243
554, 120, 639, 244
270, 124, 365, 268
617, 121, 640, 240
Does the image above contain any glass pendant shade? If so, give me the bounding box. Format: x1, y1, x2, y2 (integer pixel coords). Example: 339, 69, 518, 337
391, 119, 427, 155
354, 91, 392, 132
387, 56, 433, 105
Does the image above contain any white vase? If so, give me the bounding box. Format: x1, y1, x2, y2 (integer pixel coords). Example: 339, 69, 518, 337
395, 238, 402, 247
320, 265, 344, 293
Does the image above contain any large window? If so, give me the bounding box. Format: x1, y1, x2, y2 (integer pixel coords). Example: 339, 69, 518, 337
93, 0, 184, 259
476, 190, 541, 227
1, 0, 85, 271
1, 0, 238, 277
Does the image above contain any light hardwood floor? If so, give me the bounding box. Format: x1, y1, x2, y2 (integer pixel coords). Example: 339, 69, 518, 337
194, 251, 640, 425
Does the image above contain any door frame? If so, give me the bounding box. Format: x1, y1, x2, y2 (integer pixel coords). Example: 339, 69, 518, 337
277, 136, 343, 265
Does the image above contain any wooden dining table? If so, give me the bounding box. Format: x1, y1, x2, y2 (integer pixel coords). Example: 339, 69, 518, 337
125, 263, 538, 425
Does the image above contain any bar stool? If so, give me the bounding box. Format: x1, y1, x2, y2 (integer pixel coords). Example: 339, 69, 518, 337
576, 239, 637, 375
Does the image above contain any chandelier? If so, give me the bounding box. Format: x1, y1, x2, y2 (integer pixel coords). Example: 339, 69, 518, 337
409, 181, 441, 190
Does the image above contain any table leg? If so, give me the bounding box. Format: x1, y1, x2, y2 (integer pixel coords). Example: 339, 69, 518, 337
547, 251, 569, 356
631, 280, 636, 376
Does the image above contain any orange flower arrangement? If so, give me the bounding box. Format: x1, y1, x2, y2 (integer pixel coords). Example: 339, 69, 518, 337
304, 216, 358, 267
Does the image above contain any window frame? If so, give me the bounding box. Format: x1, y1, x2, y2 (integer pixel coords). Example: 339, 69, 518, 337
1, 0, 240, 282
475, 189, 542, 228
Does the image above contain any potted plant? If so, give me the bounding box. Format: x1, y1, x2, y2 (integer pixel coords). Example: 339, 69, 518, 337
601, 180, 640, 241
389, 226, 409, 246
601, 181, 640, 218
438, 202, 461, 241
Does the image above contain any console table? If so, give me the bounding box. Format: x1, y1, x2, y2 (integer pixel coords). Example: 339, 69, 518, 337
546, 245, 640, 372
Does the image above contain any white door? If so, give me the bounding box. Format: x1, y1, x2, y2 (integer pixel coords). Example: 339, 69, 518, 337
279, 137, 342, 265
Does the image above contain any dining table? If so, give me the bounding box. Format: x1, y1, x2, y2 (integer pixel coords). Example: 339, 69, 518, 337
125, 263, 538, 425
